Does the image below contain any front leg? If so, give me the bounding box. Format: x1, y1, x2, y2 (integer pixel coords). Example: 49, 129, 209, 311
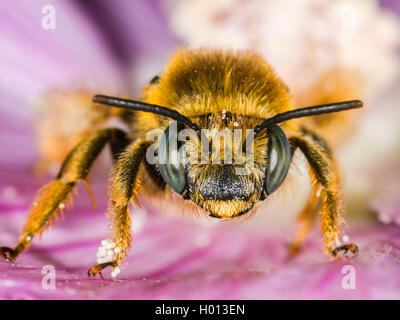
0, 128, 129, 262
88, 139, 148, 278
289, 136, 358, 258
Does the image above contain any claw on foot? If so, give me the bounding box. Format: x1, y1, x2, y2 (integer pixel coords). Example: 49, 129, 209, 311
88, 264, 105, 279
88, 261, 117, 279
331, 243, 359, 258
0, 247, 17, 262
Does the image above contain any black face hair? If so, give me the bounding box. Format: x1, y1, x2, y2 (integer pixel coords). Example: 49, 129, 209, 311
93, 95, 199, 132
254, 100, 363, 135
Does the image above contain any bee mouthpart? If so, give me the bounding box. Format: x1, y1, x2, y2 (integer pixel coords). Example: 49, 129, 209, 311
208, 205, 253, 219
201, 200, 256, 219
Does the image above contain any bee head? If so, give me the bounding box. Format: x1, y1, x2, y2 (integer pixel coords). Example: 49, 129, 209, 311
157, 115, 291, 218
93, 94, 362, 219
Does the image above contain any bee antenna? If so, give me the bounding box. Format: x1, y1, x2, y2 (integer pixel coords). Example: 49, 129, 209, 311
254, 100, 363, 135
93, 95, 200, 132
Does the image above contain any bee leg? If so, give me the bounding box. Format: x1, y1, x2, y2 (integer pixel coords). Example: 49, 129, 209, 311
0, 128, 129, 262
287, 143, 320, 257
289, 136, 358, 258
87, 139, 148, 278
287, 189, 321, 257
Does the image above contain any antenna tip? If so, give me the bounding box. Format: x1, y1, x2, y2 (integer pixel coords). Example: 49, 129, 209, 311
353, 100, 363, 108
92, 95, 105, 103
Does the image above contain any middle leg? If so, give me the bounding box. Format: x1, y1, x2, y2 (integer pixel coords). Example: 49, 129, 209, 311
288, 187, 321, 256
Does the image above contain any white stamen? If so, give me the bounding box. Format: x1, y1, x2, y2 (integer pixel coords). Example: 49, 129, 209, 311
111, 267, 120, 278
96, 238, 116, 264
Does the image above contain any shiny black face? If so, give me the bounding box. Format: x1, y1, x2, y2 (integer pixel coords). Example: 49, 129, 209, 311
157, 121, 292, 218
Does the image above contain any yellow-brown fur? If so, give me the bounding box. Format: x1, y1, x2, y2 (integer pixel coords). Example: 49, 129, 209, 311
33, 90, 123, 175
136, 50, 298, 218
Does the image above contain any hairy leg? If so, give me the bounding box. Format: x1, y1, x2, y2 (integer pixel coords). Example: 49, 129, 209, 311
0, 128, 129, 261
289, 135, 358, 258
88, 139, 148, 277
288, 129, 332, 256
288, 187, 321, 256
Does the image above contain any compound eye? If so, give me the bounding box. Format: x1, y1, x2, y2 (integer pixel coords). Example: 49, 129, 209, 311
264, 124, 291, 195
158, 122, 187, 195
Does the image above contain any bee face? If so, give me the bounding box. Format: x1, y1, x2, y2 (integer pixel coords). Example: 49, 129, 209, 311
157, 112, 292, 219
187, 164, 265, 218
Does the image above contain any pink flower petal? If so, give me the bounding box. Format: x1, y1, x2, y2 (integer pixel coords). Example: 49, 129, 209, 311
1, 0, 400, 300
0, 0, 129, 169
1, 170, 400, 299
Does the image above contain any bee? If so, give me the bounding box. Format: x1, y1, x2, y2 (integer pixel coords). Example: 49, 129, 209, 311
0, 49, 362, 278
